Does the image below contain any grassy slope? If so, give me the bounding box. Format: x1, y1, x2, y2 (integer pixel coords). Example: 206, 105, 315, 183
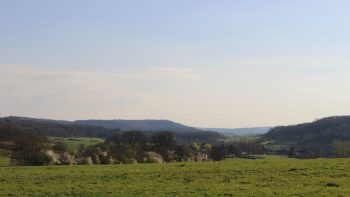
224, 135, 261, 143
0, 156, 350, 196
48, 137, 105, 152
0, 156, 10, 167
0, 150, 10, 167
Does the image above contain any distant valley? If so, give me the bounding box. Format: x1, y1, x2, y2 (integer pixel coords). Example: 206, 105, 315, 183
200, 127, 271, 136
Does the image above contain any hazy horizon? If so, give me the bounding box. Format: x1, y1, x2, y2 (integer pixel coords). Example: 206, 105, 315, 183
2, 1, 350, 128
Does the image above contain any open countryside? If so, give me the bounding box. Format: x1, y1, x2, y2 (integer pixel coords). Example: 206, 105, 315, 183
2, 1, 350, 196
2, 116, 350, 196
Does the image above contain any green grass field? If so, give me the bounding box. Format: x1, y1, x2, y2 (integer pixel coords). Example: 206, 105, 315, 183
0, 150, 10, 167
0, 156, 350, 196
224, 135, 262, 143
48, 137, 105, 152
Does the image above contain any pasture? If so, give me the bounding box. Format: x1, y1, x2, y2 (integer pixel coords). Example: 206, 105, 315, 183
48, 137, 104, 152
0, 150, 10, 167
0, 156, 350, 196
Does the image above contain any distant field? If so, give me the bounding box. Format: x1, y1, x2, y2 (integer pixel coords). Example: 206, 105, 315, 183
48, 137, 105, 152
0, 149, 11, 167
224, 135, 261, 143
1, 156, 350, 196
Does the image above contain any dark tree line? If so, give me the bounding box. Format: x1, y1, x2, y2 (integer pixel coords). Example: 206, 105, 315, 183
0, 124, 51, 165
0, 118, 120, 138
1, 125, 221, 165
0, 117, 224, 144
100, 131, 213, 164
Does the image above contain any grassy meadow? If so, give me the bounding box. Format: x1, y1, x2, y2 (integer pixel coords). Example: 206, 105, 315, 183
48, 137, 105, 152
1, 156, 350, 196
0, 150, 10, 167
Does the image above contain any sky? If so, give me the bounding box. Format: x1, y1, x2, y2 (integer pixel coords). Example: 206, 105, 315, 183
1, 0, 350, 128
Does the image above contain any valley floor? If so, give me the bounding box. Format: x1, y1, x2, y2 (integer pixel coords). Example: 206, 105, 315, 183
0, 156, 349, 196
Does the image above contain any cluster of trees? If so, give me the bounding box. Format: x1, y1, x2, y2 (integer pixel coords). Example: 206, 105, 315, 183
72, 132, 266, 164
1, 122, 267, 166
332, 140, 350, 157
284, 140, 350, 159
209, 140, 265, 161
74, 131, 213, 164
227, 140, 265, 155
0, 124, 222, 165
0, 124, 52, 165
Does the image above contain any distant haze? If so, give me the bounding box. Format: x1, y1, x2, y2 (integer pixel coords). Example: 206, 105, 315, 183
1, 1, 350, 127
200, 127, 271, 136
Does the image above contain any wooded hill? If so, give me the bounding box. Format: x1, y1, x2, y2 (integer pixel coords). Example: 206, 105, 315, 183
75, 119, 199, 132
264, 116, 350, 145
0, 116, 119, 138
0, 116, 223, 143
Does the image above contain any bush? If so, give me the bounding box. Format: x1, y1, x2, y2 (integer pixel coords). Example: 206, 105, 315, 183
210, 144, 227, 161
77, 157, 93, 165
144, 152, 163, 163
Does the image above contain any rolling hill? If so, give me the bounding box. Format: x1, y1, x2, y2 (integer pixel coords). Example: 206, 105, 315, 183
264, 116, 350, 145
0, 116, 118, 138
0, 116, 223, 143
74, 119, 201, 132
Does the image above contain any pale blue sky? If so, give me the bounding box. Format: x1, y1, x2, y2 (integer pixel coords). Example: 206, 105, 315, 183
1, 1, 350, 127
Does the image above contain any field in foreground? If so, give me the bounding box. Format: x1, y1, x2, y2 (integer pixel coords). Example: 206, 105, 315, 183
0, 156, 350, 196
